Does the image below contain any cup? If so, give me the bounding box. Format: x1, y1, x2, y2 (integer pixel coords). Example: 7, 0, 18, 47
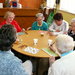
48, 39, 52, 46
17, 3, 22, 8
0, 3, 3, 8
16, 38, 22, 44
40, 32, 44, 36
33, 39, 38, 45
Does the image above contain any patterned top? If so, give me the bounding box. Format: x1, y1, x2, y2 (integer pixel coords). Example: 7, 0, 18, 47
49, 20, 69, 34
48, 51, 75, 75
31, 21, 48, 31
68, 30, 75, 41
0, 50, 28, 75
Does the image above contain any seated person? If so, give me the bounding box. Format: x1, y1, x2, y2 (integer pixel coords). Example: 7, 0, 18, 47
0, 24, 32, 75
68, 18, 75, 40
48, 34, 75, 75
48, 13, 69, 35
31, 13, 48, 31
0, 11, 22, 32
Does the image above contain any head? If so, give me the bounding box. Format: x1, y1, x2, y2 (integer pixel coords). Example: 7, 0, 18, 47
70, 18, 75, 33
55, 34, 74, 54
53, 13, 63, 26
4, 11, 15, 24
16, 0, 19, 2
0, 24, 17, 51
35, 13, 44, 25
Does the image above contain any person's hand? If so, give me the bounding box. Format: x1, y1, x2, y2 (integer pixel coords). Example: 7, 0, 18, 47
49, 56, 55, 65
47, 31, 53, 36
22, 28, 25, 32
49, 43, 56, 52
56, 30, 60, 32
64, 31, 67, 34
49, 43, 61, 57
27, 27, 31, 30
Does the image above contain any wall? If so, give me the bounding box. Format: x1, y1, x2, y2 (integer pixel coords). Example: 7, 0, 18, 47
0, 0, 43, 9
19, 0, 42, 9
0, 0, 4, 3
58, 10, 75, 24
0, 8, 41, 29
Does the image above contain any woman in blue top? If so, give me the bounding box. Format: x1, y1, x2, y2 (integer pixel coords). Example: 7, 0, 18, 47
31, 13, 48, 31
0, 24, 32, 75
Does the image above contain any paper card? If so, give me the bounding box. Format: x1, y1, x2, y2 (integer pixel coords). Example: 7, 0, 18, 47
24, 46, 39, 54
42, 48, 58, 56
12, 1, 17, 7
17, 32, 25, 35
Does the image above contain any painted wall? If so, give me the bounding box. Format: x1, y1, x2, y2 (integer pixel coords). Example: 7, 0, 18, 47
58, 10, 75, 24
0, 0, 43, 9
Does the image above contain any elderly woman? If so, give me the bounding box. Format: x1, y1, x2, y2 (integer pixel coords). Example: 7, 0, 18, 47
0, 11, 22, 32
68, 18, 75, 41
48, 13, 69, 35
0, 24, 32, 75
48, 34, 75, 75
31, 13, 48, 31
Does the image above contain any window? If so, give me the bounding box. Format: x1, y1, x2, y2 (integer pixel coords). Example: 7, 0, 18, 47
47, 0, 55, 9
60, 0, 75, 14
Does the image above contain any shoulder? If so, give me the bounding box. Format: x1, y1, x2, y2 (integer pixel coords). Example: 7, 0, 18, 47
5, 51, 22, 64
32, 21, 37, 24
48, 59, 64, 75
52, 58, 63, 67
8, 54, 27, 75
63, 20, 69, 25
32, 21, 37, 26
0, 51, 27, 75
43, 21, 47, 24
42, 21, 48, 26
0, 20, 6, 25
51, 21, 56, 25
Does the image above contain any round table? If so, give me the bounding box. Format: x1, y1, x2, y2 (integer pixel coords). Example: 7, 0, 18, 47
12, 30, 56, 58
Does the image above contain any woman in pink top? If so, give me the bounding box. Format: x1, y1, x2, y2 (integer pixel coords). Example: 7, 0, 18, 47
0, 11, 22, 32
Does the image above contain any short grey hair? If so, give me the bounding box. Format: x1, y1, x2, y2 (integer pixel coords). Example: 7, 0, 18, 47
55, 34, 74, 53
36, 13, 44, 18
71, 18, 75, 24
4, 11, 15, 19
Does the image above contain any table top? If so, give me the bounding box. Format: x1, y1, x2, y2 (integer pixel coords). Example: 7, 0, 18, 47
12, 30, 57, 58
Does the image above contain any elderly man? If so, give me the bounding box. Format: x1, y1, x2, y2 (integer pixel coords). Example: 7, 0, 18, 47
48, 34, 75, 75
68, 18, 75, 41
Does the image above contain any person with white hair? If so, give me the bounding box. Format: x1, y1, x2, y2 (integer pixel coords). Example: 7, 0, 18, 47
0, 11, 22, 32
68, 18, 75, 41
48, 34, 75, 75
0, 24, 32, 75
31, 13, 48, 31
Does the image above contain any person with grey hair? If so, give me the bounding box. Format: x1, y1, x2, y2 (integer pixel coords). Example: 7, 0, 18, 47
0, 11, 22, 32
68, 18, 75, 41
0, 24, 32, 75
31, 13, 48, 31
48, 34, 75, 75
